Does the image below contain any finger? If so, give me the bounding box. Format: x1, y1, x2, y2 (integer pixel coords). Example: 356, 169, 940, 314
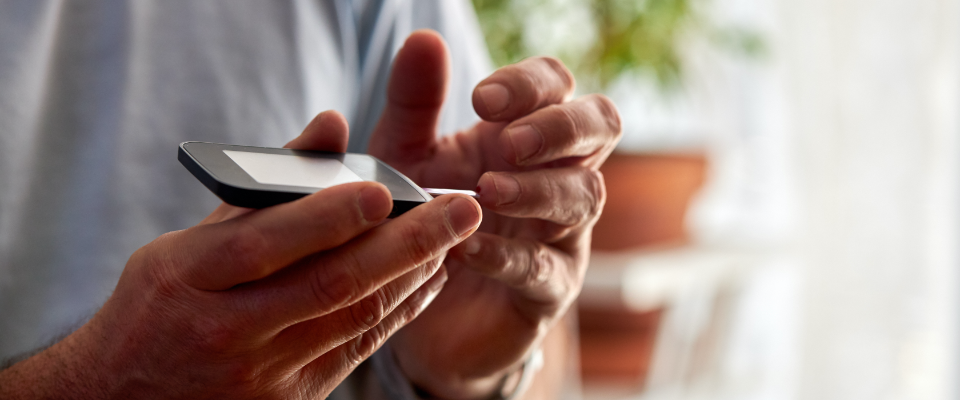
447, 232, 576, 311
267, 263, 446, 368
368, 30, 449, 163
295, 266, 447, 389
472, 56, 575, 121
499, 94, 622, 167
475, 168, 605, 227
285, 110, 351, 152
232, 195, 480, 327
165, 181, 394, 291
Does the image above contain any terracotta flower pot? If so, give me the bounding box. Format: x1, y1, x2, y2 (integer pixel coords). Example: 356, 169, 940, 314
592, 152, 707, 251
578, 304, 664, 387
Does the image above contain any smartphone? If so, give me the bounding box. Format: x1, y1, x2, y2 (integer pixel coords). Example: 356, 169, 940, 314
178, 141, 432, 217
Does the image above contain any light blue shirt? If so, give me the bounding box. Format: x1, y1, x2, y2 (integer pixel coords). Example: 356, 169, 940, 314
0, 0, 491, 367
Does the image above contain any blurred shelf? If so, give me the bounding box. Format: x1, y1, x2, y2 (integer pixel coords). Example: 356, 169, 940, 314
581, 246, 761, 311
579, 245, 771, 399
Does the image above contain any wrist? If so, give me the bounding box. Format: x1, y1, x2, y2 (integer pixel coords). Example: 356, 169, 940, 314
411, 369, 519, 400
412, 367, 523, 400
0, 335, 104, 399
403, 349, 543, 400
0, 323, 109, 399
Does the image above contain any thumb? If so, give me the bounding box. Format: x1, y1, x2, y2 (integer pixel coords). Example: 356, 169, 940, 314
285, 110, 350, 152
368, 30, 449, 165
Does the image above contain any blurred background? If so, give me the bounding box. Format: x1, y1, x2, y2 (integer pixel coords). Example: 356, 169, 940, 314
470, 0, 960, 399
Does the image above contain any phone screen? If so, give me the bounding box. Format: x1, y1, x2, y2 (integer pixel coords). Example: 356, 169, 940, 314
223, 150, 364, 189
179, 141, 431, 213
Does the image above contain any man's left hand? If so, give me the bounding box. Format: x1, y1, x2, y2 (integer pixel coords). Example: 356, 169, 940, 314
368, 30, 622, 399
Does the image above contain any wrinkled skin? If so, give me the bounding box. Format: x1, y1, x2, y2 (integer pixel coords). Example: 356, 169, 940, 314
0, 109, 482, 399
368, 31, 622, 398
0, 28, 621, 400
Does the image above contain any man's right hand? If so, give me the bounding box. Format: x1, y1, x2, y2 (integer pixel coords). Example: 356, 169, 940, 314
0, 111, 482, 399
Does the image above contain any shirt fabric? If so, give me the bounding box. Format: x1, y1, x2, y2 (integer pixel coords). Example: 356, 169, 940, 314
0, 0, 491, 380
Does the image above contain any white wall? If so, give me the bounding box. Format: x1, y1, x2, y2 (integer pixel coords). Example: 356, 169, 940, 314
670, 0, 960, 398
775, 0, 960, 398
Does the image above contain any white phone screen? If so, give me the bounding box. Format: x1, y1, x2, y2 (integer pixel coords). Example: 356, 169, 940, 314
223, 150, 364, 188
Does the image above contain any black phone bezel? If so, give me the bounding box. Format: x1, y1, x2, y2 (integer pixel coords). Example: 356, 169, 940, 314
178, 141, 431, 217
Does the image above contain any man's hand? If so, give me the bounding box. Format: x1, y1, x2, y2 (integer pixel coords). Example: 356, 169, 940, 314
0, 111, 482, 399
368, 31, 622, 398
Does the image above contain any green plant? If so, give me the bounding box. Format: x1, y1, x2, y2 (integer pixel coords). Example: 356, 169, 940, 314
472, 0, 763, 92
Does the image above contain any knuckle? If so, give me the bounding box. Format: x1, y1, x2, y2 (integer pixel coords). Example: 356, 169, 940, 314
391, 294, 426, 328
345, 325, 387, 367
389, 283, 428, 325
223, 220, 270, 276
551, 104, 585, 151
392, 301, 421, 325
310, 253, 365, 309
545, 177, 581, 226
347, 289, 389, 334
537, 56, 576, 92
524, 105, 580, 161
421, 257, 444, 277
399, 221, 443, 263
590, 93, 623, 136
512, 65, 543, 110
523, 244, 552, 288
585, 169, 607, 220
322, 190, 368, 230
560, 169, 604, 228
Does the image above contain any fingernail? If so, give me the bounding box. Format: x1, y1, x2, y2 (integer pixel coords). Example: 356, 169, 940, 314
508, 125, 543, 163
358, 186, 391, 222
464, 237, 481, 256
478, 83, 510, 115
445, 197, 481, 237
493, 174, 521, 205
